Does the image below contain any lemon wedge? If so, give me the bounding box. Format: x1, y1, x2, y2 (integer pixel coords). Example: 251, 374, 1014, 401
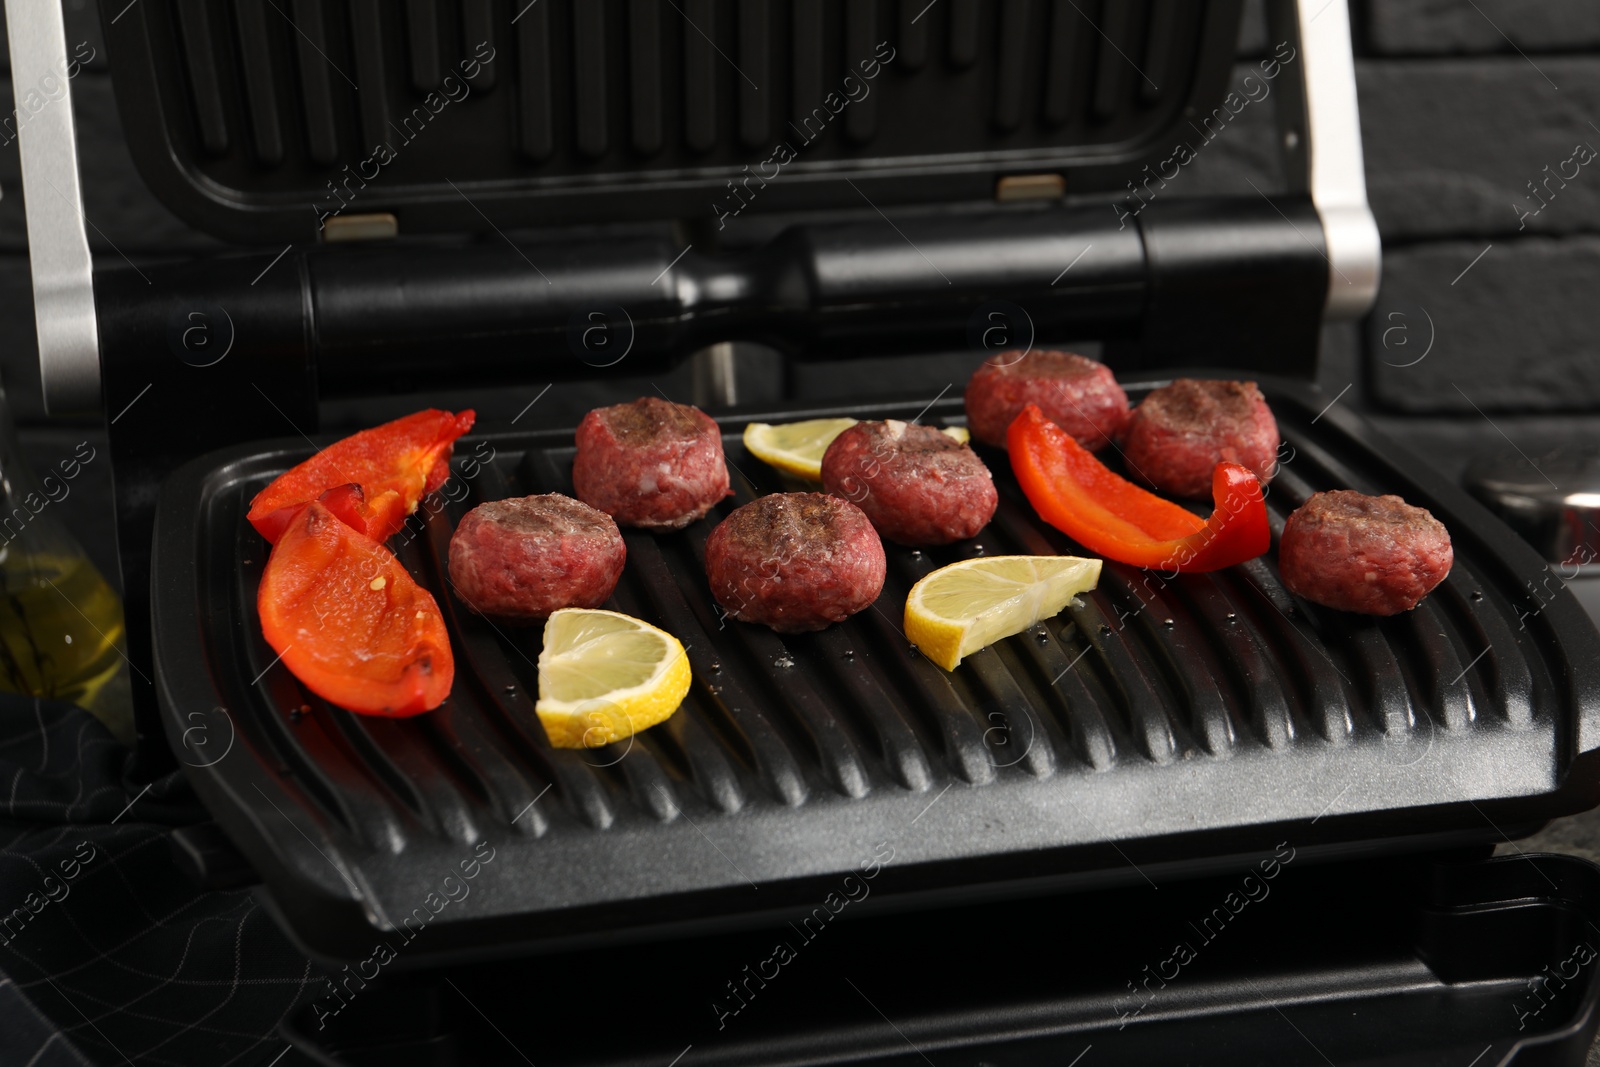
745, 418, 971, 480
743, 418, 860, 480
535, 608, 692, 748
905, 555, 1102, 671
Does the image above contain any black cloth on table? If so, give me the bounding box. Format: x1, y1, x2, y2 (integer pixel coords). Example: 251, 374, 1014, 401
0, 694, 327, 1066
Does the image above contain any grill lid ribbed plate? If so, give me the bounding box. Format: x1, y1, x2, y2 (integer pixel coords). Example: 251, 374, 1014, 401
151, 377, 1600, 963
105, 0, 1244, 241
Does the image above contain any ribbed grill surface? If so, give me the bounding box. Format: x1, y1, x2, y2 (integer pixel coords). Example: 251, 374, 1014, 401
174, 0, 1196, 161
135, 1, 1216, 212
158, 382, 1599, 960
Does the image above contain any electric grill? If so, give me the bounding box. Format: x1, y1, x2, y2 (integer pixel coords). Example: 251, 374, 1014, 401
11, 0, 1600, 1061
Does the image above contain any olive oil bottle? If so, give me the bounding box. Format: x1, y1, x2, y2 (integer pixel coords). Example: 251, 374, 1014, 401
0, 388, 132, 743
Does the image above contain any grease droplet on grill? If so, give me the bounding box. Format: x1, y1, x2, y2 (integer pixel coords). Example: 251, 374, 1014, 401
910, 550, 923, 560
1471, 590, 1484, 601
1163, 618, 1175, 627
503, 684, 516, 693
841, 649, 855, 661
973, 544, 986, 554
1035, 628, 1049, 644
1226, 612, 1237, 622
1099, 624, 1112, 637
709, 661, 721, 672
774, 654, 795, 669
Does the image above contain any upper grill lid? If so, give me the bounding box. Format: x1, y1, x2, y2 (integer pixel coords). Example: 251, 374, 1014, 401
102, 0, 1245, 242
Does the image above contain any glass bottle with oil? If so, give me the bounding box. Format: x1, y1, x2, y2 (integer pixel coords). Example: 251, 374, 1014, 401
0, 388, 131, 743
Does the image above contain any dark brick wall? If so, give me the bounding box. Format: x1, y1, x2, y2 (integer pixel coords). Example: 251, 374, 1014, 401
1353, 3, 1600, 418
1365, 0, 1600, 55
1370, 237, 1600, 413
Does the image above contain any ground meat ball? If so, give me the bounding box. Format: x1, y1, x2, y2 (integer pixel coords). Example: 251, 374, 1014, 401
1279, 491, 1453, 615
964, 350, 1130, 449
448, 494, 625, 622
705, 493, 886, 633
1122, 379, 1281, 499
819, 419, 997, 546
572, 397, 732, 530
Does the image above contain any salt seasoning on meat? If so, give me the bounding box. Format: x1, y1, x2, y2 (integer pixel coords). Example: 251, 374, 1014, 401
573, 397, 732, 530
705, 493, 886, 633
1279, 490, 1453, 615
448, 494, 626, 622
964, 349, 1130, 450
1122, 378, 1281, 499
821, 419, 997, 546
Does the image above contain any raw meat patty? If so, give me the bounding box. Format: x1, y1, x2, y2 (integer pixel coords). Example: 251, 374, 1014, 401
573, 397, 731, 530
820, 419, 997, 546
448, 494, 625, 622
1123, 379, 1280, 499
705, 493, 885, 633
964, 350, 1130, 449
1279, 490, 1453, 615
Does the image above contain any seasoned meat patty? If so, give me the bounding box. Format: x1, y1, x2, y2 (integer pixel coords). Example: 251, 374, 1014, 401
1122, 379, 1280, 499
964, 350, 1130, 449
820, 419, 997, 546
705, 493, 885, 633
448, 494, 625, 622
1279, 491, 1453, 615
573, 397, 732, 530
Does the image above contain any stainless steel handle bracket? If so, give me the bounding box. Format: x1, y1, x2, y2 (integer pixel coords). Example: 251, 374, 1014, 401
1271, 0, 1382, 320
5, 0, 100, 415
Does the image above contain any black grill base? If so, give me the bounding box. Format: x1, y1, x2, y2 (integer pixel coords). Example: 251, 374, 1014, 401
151, 377, 1600, 965
279, 851, 1600, 1067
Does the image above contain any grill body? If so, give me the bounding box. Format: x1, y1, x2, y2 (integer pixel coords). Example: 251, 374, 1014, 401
152, 379, 1600, 964
282, 851, 1600, 1065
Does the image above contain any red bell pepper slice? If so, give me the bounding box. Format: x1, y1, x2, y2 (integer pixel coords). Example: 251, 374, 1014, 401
1008, 404, 1270, 573
247, 408, 475, 544
257, 494, 454, 716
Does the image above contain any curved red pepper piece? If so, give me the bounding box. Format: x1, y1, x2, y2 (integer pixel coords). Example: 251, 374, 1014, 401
1008, 404, 1270, 573
247, 408, 475, 544
258, 494, 454, 716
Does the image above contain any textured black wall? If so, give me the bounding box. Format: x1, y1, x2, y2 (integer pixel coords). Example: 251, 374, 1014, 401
1357, 2, 1600, 418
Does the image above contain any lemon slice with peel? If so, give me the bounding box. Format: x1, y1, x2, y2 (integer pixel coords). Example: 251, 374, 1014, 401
905, 555, 1102, 671
535, 608, 692, 748
745, 418, 971, 481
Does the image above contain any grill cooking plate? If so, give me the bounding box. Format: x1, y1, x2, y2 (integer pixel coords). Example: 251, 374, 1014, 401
151, 377, 1600, 963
